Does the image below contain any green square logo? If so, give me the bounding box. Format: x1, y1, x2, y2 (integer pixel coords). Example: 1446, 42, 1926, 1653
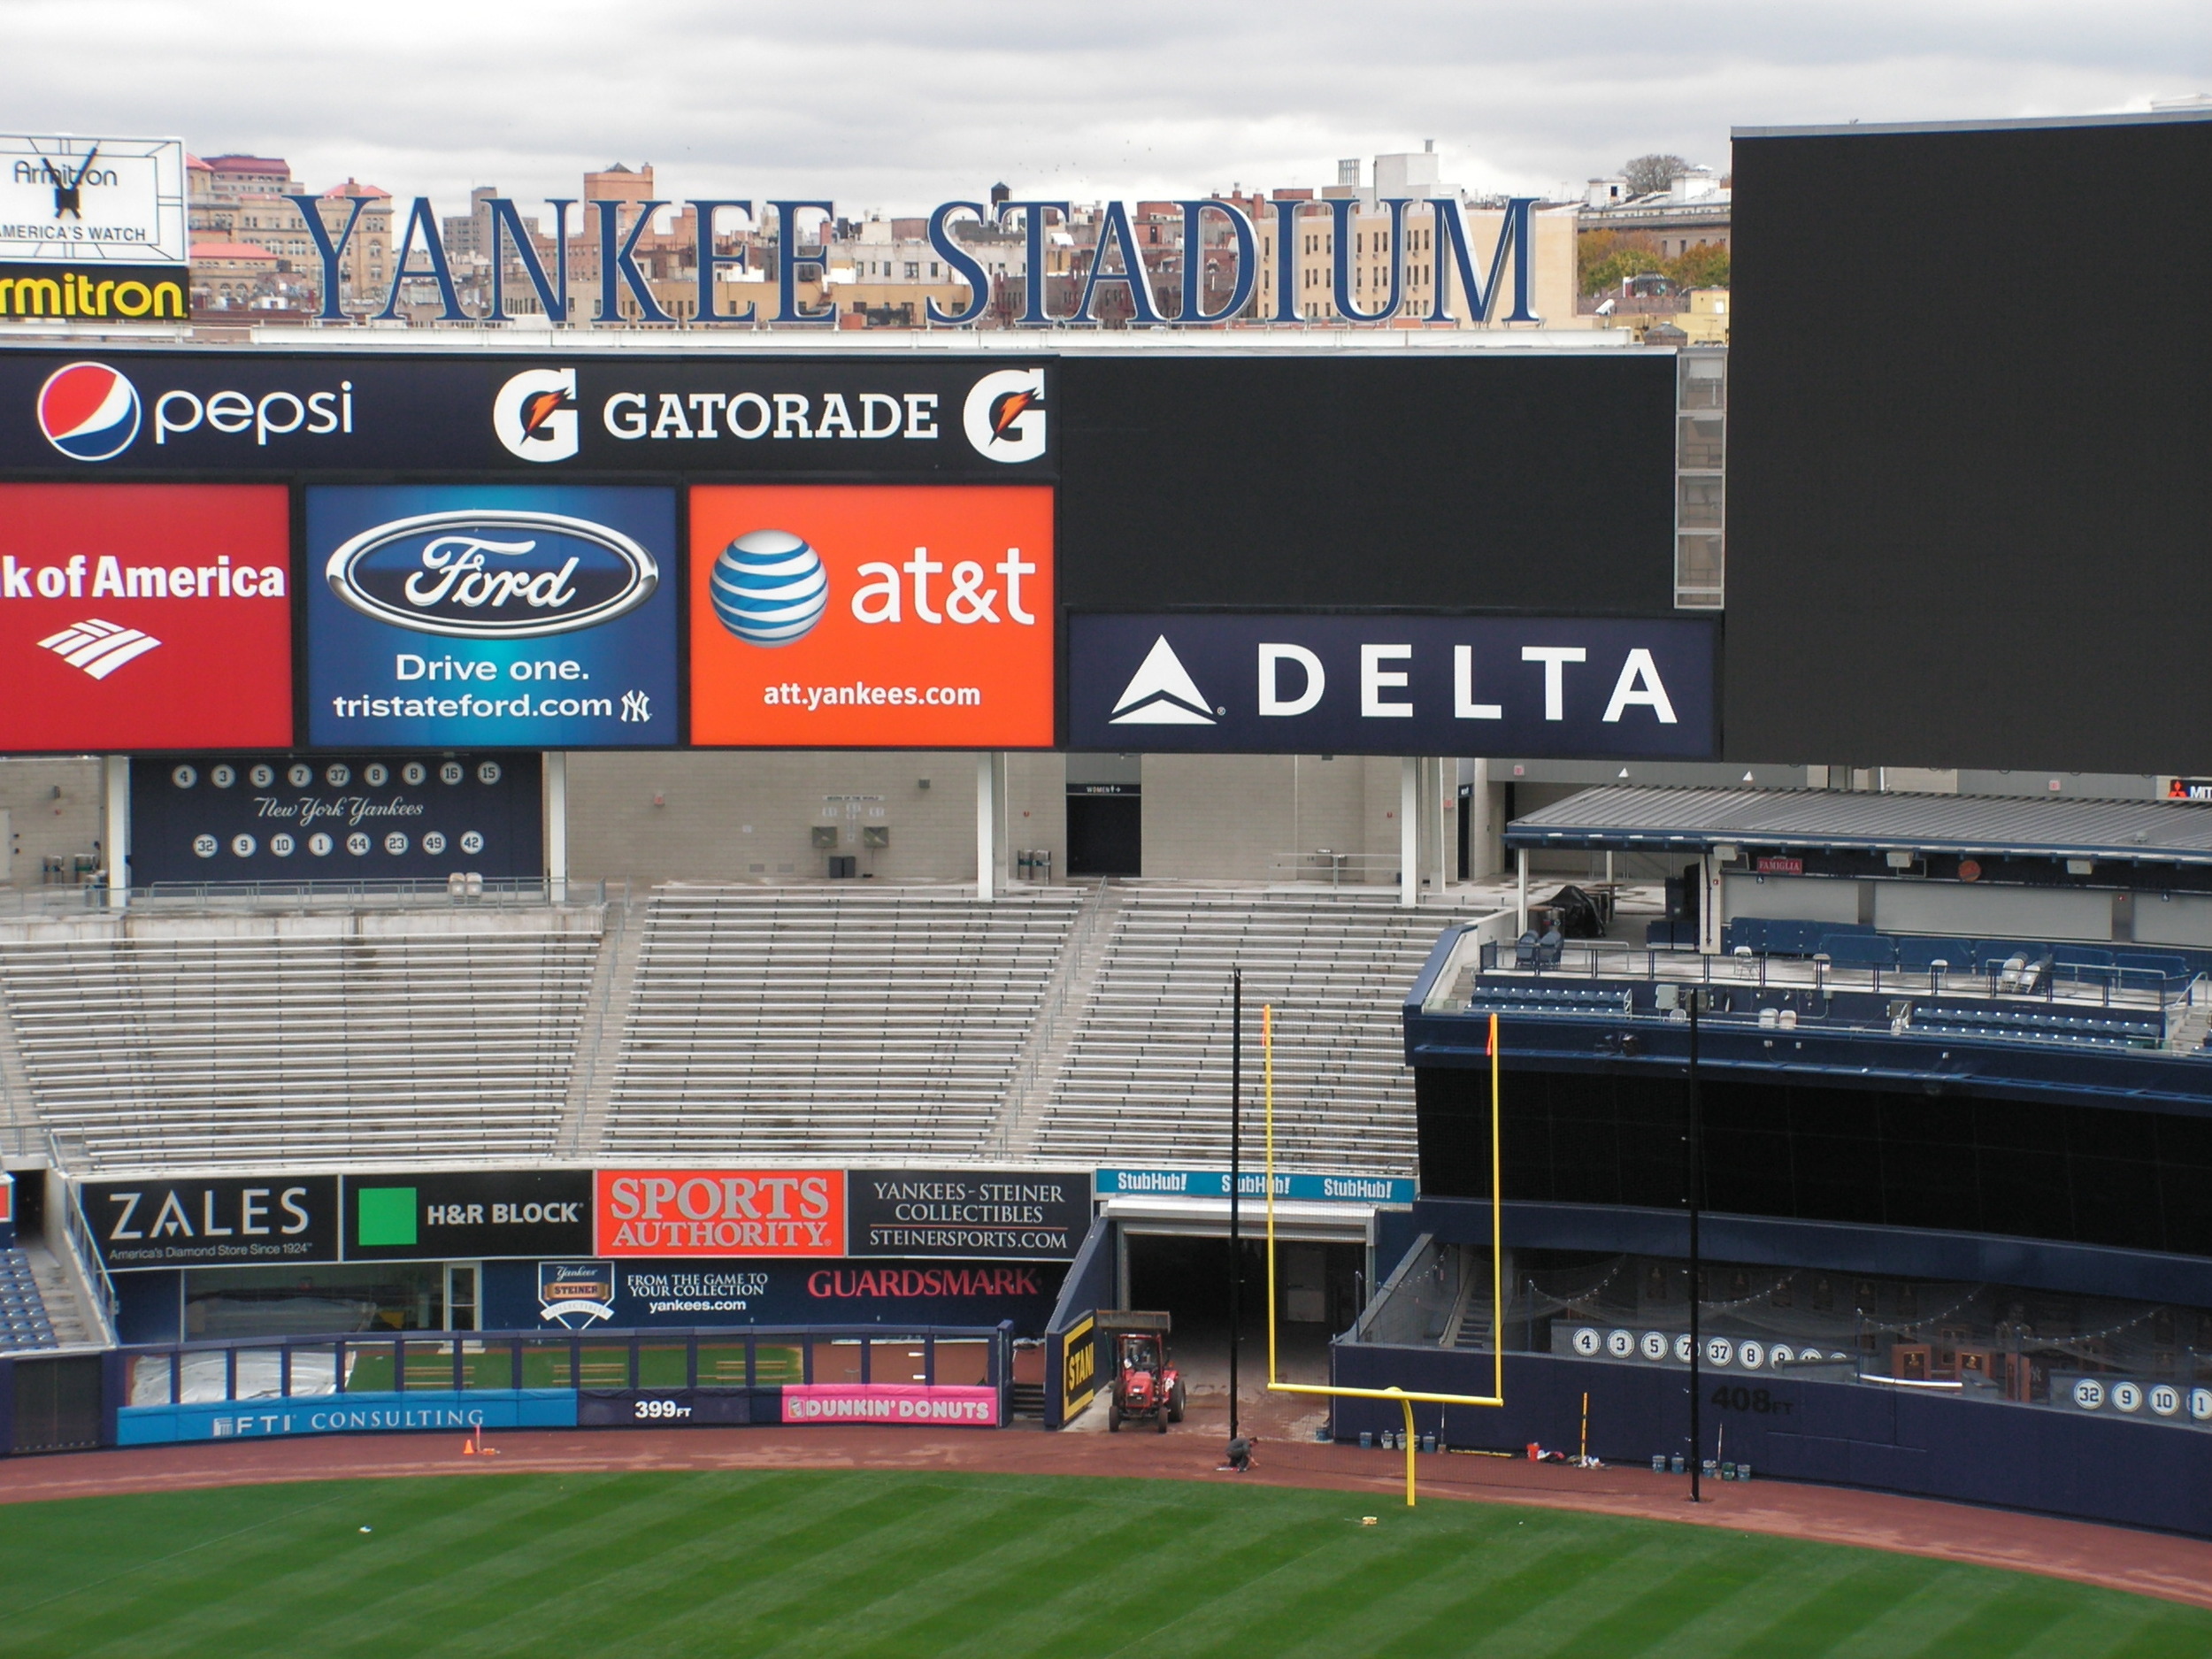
357, 1187, 418, 1248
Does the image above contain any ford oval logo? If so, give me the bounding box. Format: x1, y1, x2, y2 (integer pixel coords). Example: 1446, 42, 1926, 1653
324, 510, 658, 639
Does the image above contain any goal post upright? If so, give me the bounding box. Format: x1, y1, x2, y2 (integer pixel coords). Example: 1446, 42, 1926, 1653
1263, 1004, 1506, 1505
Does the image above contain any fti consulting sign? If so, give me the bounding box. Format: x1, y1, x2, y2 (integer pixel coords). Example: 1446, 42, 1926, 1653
128, 753, 542, 886
305, 486, 679, 749
688, 485, 1054, 748
0, 484, 291, 752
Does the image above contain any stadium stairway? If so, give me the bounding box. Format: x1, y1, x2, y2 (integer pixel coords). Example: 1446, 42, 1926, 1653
993, 882, 1126, 1158
1027, 888, 1471, 1177
598, 886, 1087, 1162
558, 899, 648, 1157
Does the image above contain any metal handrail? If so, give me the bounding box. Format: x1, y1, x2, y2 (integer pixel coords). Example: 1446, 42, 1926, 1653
0, 878, 625, 916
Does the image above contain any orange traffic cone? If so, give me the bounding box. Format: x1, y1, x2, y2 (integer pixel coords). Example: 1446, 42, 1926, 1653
462, 1438, 476, 1455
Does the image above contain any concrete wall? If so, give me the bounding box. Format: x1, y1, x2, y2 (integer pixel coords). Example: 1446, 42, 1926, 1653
0, 758, 103, 889
564, 750, 1483, 889
1139, 754, 1407, 883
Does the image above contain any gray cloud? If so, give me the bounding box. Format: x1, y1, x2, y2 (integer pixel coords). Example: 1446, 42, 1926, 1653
0, 0, 2203, 216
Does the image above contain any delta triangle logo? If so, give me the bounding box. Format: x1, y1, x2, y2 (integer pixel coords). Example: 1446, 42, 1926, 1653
1110, 635, 1216, 725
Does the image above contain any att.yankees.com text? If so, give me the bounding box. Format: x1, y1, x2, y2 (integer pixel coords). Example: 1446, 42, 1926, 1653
762, 681, 983, 710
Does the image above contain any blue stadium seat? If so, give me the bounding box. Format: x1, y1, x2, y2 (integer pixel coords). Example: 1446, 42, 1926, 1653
1896, 938, 1973, 973
1819, 933, 1897, 971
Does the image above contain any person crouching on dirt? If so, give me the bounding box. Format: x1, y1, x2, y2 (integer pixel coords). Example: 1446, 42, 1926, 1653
1225, 1436, 1255, 1472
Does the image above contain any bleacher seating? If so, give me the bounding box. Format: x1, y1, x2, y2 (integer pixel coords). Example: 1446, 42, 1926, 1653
1910, 1002, 2163, 1050
0, 1249, 56, 1352
601, 887, 1084, 1160
0, 915, 602, 1170
1468, 983, 1634, 1015
1030, 890, 1446, 1174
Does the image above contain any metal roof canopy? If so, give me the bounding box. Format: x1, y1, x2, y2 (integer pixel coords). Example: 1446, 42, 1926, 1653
1502, 786, 2212, 868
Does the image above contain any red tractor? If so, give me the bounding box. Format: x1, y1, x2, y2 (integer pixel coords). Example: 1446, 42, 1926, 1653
1107, 1328, 1185, 1433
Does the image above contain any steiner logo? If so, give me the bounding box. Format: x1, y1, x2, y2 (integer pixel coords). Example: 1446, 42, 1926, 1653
36, 361, 140, 461
962, 368, 1047, 465
326, 510, 658, 639
492, 367, 580, 463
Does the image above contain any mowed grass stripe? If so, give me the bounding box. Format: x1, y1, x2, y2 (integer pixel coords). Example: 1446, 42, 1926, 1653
617, 1479, 1104, 1659
1712, 1553, 1951, 1658
844, 1481, 1314, 1659
0, 1470, 2203, 1659
294, 1471, 856, 1658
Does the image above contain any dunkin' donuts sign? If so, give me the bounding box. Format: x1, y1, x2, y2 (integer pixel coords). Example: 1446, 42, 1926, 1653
594, 1169, 845, 1256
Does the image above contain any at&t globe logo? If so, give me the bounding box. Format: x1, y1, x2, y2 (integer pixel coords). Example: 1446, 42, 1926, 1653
37, 361, 141, 461
710, 530, 828, 646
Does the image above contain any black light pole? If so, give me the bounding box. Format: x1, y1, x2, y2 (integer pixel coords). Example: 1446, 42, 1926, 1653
1229, 968, 1242, 1447
1686, 990, 1704, 1504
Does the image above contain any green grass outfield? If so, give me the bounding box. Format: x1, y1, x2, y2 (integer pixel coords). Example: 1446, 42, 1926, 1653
0, 1470, 2204, 1658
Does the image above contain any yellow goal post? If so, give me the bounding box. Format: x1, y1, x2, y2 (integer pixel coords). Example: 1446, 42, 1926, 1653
1263, 1006, 1505, 1505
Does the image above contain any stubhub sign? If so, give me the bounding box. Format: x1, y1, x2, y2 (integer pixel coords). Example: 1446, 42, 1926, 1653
1068, 614, 1717, 758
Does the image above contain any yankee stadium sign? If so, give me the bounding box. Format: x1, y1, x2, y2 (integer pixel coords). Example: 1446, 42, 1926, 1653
278, 193, 1543, 328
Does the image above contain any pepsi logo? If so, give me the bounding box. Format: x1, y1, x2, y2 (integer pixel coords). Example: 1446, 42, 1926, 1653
38, 361, 141, 462
710, 530, 829, 647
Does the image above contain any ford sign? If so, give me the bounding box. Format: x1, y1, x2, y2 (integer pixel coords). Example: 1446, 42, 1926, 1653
324, 510, 657, 639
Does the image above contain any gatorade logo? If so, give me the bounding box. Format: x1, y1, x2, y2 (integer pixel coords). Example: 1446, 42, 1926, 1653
37, 362, 141, 461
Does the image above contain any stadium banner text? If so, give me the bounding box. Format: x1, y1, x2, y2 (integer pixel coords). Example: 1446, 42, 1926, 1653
688, 484, 1056, 749
845, 1169, 1091, 1259
0, 352, 1055, 477
128, 752, 542, 886
595, 1169, 848, 1257
484, 1255, 1064, 1328
344, 1169, 594, 1261
1068, 614, 1718, 757
305, 485, 680, 749
0, 135, 188, 268
84, 1175, 341, 1269
0, 483, 292, 752
1095, 1168, 1416, 1204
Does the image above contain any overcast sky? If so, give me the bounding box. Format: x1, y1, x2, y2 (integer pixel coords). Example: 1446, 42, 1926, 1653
3, 1, 2206, 216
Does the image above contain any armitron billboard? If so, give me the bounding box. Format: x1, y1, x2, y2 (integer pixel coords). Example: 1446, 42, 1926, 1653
688, 485, 1054, 748
594, 1170, 847, 1257
0, 483, 292, 753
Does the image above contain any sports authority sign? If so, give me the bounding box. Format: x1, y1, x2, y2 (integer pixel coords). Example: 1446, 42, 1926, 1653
0, 352, 1054, 476
688, 484, 1055, 748
594, 1170, 847, 1256
0, 483, 292, 752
